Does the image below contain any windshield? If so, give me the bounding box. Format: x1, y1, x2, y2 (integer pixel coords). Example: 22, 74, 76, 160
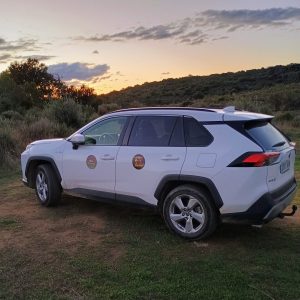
245, 121, 288, 150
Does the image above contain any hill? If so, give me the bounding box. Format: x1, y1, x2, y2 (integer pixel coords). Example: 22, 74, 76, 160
97, 64, 300, 111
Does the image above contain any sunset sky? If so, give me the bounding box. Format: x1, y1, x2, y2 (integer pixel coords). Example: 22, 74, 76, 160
1, 0, 300, 94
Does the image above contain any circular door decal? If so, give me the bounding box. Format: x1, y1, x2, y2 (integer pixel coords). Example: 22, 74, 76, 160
86, 155, 97, 169
132, 154, 145, 170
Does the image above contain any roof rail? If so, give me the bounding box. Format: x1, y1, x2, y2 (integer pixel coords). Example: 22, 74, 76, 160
112, 107, 217, 113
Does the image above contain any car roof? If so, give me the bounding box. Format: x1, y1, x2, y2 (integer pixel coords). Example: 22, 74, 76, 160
71, 106, 273, 138
108, 107, 273, 122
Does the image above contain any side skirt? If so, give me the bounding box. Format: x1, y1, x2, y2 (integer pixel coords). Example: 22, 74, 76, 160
64, 188, 156, 208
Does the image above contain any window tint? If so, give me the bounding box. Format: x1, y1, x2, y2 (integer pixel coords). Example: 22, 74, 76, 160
184, 117, 213, 147
169, 117, 185, 147
128, 116, 177, 146
83, 117, 128, 145
245, 121, 288, 150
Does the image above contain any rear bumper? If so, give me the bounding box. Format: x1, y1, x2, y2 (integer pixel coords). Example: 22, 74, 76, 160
222, 178, 297, 224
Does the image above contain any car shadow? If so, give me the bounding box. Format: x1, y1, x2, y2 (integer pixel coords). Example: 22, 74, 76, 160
57, 193, 300, 250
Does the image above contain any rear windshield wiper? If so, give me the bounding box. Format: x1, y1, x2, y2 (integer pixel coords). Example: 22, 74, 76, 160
272, 141, 286, 147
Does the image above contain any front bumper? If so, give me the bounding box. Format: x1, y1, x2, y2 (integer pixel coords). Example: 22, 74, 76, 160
222, 178, 297, 224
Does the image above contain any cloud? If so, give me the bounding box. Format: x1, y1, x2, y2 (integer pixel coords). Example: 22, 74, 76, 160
76, 22, 189, 42
75, 7, 300, 45
0, 54, 11, 63
115, 71, 125, 76
0, 38, 40, 52
48, 62, 110, 81
90, 74, 112, 84
212, 36, 229, 41
161, 72, 170, 75
14, 55, 55, 61
198, 7, 300, 31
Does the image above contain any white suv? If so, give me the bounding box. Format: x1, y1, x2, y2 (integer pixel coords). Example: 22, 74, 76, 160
21, 107, 297, 239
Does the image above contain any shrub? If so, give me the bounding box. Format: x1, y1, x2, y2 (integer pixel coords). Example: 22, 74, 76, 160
18, 117, 72, 145
98, 103, 120, 115
45, 98, 85, 128
0, 127, 17, 168
1, 110, 24, 121
292, 115, 300, 128
87, 112, 100, 123
275, 112, 294, 122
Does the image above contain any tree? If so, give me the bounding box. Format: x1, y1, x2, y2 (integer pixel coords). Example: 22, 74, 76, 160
0, 71, 37, 112
8, 58, 63, 101
63, 84, 96, 106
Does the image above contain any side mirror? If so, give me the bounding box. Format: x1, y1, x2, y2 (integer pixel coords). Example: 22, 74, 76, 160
70, 133, 85, 149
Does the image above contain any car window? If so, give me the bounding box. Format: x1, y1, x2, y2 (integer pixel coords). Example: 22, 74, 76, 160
128, 116, 177, 146
245, 121, 288, 150
83, 117, 128, 145
169, 117, 185, 147
184, 117, 213, 147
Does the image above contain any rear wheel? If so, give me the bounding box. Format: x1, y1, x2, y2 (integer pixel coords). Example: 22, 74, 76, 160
163, 185, 218, 240
35, 164, 61, 206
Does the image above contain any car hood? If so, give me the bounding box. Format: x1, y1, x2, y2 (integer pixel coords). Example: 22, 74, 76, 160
31, 138, 66, 146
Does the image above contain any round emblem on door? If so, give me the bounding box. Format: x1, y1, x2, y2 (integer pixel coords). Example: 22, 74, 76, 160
86, 155, 97, 169
132, 154, 145, 170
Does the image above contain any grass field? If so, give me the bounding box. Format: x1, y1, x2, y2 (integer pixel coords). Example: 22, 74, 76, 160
0, 158, 299, 299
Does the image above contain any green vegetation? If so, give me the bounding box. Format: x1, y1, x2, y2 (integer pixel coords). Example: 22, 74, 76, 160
0, 58, 299, 170
0, 217, 20, 229
0, 59, 299, 299
97, 64, 300, 111
1, 60, 300, 169
0, 161, 299, 299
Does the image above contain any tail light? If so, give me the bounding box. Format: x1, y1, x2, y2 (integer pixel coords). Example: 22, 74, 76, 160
229, 152, 280, 167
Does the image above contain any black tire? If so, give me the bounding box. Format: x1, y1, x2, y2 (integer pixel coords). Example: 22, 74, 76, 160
162, 185, 219, 240
35, 164, 61, 207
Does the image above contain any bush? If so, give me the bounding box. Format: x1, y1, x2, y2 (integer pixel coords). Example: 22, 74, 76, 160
45, 98, 86, 128
18, 118, 71, 145
276, 112, 294, 122
292, 115, 300, 128
98, 103, 120, 115
0, 126, 17, 168
1, 110, 24, 120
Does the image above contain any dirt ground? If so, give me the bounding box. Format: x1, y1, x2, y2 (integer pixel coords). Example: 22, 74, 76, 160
0, 179, 127, 264
1, 177, 299, 256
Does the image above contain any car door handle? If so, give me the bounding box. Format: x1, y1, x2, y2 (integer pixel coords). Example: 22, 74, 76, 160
100, 154, 115, 160
161, 155, 180, 161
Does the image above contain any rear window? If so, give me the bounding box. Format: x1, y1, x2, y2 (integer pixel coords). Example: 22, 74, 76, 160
245, 121, 288, 150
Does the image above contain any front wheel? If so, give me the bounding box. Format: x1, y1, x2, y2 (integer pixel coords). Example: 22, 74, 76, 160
163, 185, 218, 240
35, 164, 61, 207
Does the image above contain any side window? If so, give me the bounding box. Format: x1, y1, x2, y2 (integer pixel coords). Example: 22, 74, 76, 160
184, 117, 213, 147
83, 117, 128, 145
128, 116, 177, 146
169, 117, 185, 147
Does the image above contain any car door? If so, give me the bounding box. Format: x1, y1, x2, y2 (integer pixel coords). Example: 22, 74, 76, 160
115, 115, 187, 205
62, 116, 129, 195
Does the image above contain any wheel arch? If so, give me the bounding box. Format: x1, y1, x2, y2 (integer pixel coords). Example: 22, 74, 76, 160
25, 156, 62, 188
155, 174, 223, 212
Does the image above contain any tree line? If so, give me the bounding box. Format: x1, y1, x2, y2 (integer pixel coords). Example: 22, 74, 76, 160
0, 58, 300, 116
